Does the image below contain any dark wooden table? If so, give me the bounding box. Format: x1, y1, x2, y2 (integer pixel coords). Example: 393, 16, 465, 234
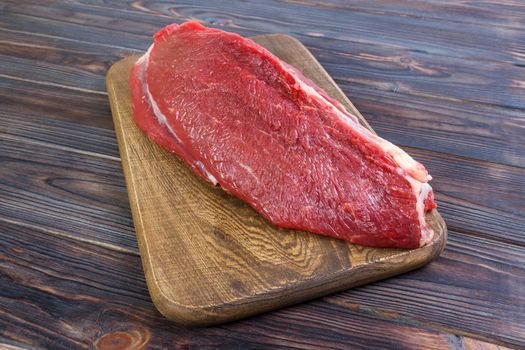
1, 1, 523, 349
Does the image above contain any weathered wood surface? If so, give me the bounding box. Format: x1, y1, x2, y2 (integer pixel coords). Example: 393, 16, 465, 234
0, 0, 524, 348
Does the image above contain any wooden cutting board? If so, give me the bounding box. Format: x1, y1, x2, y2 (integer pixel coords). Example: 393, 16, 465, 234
106, 34, 447, 326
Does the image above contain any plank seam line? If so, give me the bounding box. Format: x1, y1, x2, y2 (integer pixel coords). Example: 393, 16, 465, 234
75, 0, 176, 20
0, 343, 31, 350
4, 11, 520, 70
0, 27, 139, 51
0, 74, 107, 95
0, 39, 106, 56
335, 78, 525, 113
0, 133, 121, 162
0, 216, 139, 256
9, 11, 150, 42
293, 4, 525, 31
447, 226, 525, 248
401, 145, 525, 171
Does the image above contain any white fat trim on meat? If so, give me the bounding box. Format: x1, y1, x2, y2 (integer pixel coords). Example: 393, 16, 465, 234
138, 45, 218, 185
286, 62, 434, 246
418, 183, 433, 245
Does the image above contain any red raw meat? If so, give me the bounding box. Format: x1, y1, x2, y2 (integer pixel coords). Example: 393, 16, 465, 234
130, 21, 437, 248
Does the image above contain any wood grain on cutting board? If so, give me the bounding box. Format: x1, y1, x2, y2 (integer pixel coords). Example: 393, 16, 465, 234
106, 34, 447, 326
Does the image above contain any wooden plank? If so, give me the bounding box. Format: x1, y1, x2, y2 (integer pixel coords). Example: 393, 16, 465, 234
273, 0, 525, 30
0, 112, 120, 159
0, 220, 521, 348
0, 137, 137, 253
0, 77, 113, 129
0, 5, 152, 51
66, 0, 525, 64
106, 35, 446, 325
307, 40, 525, 112
0, 46, 116, 94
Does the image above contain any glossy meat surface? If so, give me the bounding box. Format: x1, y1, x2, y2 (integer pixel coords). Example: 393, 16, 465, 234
130, 21, 437, 248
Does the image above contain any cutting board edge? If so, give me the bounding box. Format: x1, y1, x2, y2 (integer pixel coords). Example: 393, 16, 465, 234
145, 210, 446, 326
106, 35, 447, 326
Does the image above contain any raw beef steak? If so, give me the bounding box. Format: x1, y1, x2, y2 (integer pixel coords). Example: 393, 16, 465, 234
130, 21, 437, 248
